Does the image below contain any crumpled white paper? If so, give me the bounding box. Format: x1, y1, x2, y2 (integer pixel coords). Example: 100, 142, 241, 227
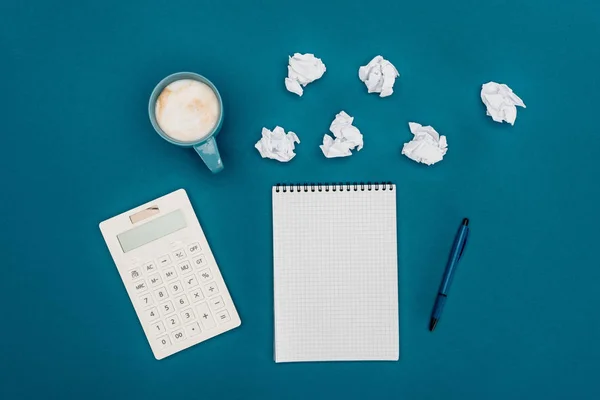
284, 53, 326, 96
255, 126, 300, 162
401, 122, 448, 166
320, 111, 363, 158
481, 82, 526, 125
358, 55, 399, 97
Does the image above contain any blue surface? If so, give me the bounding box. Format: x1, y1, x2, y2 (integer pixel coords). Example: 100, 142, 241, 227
1, 0, 600, 399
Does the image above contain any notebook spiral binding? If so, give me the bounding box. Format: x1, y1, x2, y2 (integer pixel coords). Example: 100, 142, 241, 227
275, 182, 394, 193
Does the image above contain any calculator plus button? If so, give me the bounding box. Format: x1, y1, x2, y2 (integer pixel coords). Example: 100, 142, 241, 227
191, 289, 204, 303
210, 296, 225, 311
175, 294, 190, 309
172, 249, 186, 261
197, 302, 216, 330
192, 255, 208, 269
171, 329, 186, 342
198, 268, 212, 282
154, 287, 169, 301
168, 281, 183, 296
133, 280, 148, 293
177, 261, 193, 275
185, 322, 201, 337
148, 273, 163, 287
204, 282, 219, 297
215, 310, 231, 324
143, 262, 157, 274
187, 243, 202, 255
162, 267, 178, 281
138, 293, 154, 307
144, 307, 159, 322
166, 315, 180, 329
184, 275, 199, 290
152, 321, 166, 335
157, 255, 171, 267
128, 267, 142, 280
156, 335, 171, 349
160, 300, 175, 316
181, 308, 195, 323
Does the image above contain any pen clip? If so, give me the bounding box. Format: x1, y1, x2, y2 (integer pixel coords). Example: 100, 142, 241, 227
458, 228, 469, 260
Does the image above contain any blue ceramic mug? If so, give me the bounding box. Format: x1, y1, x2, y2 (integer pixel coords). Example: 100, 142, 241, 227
149, 72, 224, 173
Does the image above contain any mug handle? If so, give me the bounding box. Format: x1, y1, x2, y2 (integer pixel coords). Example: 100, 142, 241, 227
194, 137, 224, 173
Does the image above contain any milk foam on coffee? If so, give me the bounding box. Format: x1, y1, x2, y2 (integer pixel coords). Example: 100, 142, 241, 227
155, 79, 221, 142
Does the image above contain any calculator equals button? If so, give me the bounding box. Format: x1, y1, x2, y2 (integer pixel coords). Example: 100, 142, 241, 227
196, 302, 216, 330
216, 310, 230, 324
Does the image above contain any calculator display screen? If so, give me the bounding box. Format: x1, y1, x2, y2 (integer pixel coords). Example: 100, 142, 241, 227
117, 209, 187, 253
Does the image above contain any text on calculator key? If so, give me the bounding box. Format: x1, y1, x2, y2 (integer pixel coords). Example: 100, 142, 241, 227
157, 254, 171, 266
133, 280, 148, 293
156, 335, 171, 349
175, 294, 190, 308
144, 307, 159, 322
148, 273, 163, 287
192, 255, 208, 269
162, 267, 177, 281
172, 249, 186, 261
204, 282, 219, 297
160, 300, 175, 316
152, 321, 166, 335
167, 314, 180, 329
143, 262, 156, 273
138, 293, 154, 307
181, 308, 195, 323
191, 289, 204, 302
154, 287, 169, 301
187, 243, 202, 255
198, 268, 212, 282
185, 322, 201, 337
183, 275, 199, 290
197, 302, 216, 330
177, 261, 193, 275
210, 296, 225, 310
171, 329, 186, 342
128, 267, 142, 281
216, 310, 230, 324
168, 281, 183, 296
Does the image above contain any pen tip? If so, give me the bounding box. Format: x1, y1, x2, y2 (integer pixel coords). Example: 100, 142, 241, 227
462, 218, 469, 226
429, 318, 438, 331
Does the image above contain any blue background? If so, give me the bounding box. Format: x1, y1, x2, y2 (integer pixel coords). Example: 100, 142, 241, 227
1, 0, 599, 398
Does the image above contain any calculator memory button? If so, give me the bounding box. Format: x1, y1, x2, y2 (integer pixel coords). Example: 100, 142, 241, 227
148, 273, 163, 287
128, 267, 142, 281
152, 321, 166, 335
204, 282, 219, 297
172, 249, 186, 261
181, 308, 195, 323
143, 262, 157, 274
185, 322, 201, 337
144, 307, 160, 322
175, 294, 190, 309
187, 243, 202, 255
138, 293, 154, 308
197, 302, 216, 330
183, 275, 199, 290
215, 310, 231, 324
191, 289, 204, 303
154, 287, 169, 301
171, 329, 186, 342
192, 255, 208, 269
157, 255, 171, 267
177, 261, 193, 275
209, 296, 225, 311
162, 267, 178, 281
198, 268, 212, 282
156, 335, 171, 349
160, 300, 175, 316
168, 281, 183, 296
133, 280, 148, 293
166, 315, 180, 329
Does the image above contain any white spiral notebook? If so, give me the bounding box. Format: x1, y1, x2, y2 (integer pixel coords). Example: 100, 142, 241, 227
272, 182, 399, 363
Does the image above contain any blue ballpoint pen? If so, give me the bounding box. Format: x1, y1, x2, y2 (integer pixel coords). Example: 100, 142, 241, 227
429, 218, 470, 331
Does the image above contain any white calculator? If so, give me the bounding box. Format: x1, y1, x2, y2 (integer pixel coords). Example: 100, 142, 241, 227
99, 189, 241, 360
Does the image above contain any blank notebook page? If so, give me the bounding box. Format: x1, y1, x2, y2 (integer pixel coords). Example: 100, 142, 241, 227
273, 183, 398, 363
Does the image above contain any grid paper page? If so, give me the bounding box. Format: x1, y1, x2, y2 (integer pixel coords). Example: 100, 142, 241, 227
273, 184, 398, 362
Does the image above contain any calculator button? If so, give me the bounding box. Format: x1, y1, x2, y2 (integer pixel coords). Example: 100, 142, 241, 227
181, 308, 195, 323
143, 262, 157, 274
185, 322, 201, 337
191, 289, 204, 303
184, 275, 199, 290
187, 243, 202, 255
128, 267, 142, 280
204, 282, 219, 297
215, 310, 230, 324
172, 249, 186, 261
148, 273, 163, 287
156, 335, 171, 349
197, 302, 216, 330
144, 307, 159, 322
152, 321, 166, 335
175, 294, 190, 309
171, 329, 186, 342
133, 280, 148, 293
154, 287, 169, 300
210, 296, 225, 310
168, 281, 183, 296
177, 261, 193, 275
157, 254, 171, 266
162, 267, 177, 281
166, 315, 180, 329
192, 255, 208, 269
160, 300, 175, 316
138, 293, 154, 307
198, 268, 212, 282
